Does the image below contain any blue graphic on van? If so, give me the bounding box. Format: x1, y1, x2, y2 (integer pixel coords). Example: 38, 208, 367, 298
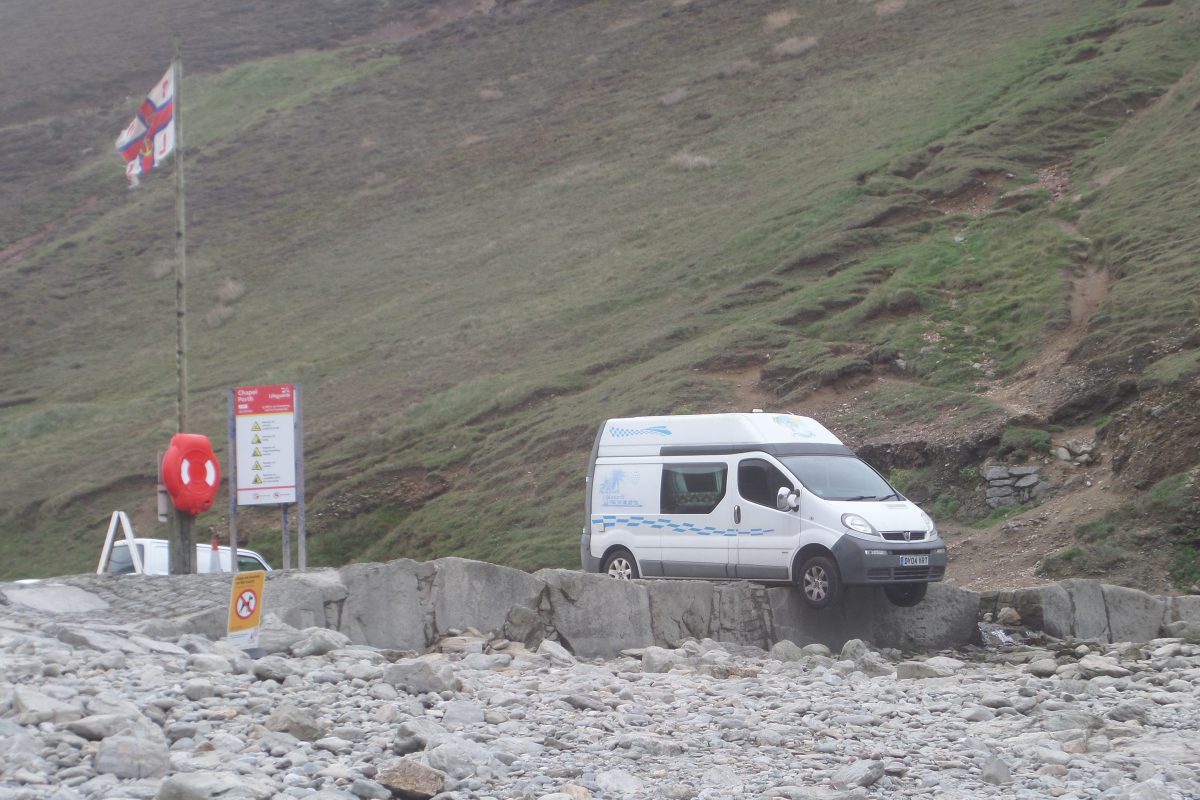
593, 515, 772, 537
773, 415, 816, 438
608, 425, 672, 439
598, 469, 642, 508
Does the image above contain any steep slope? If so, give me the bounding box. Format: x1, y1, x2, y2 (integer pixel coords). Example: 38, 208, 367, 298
2, 0, 1199, 587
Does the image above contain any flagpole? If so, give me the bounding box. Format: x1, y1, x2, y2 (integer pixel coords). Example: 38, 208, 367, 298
170, 36, 195, 575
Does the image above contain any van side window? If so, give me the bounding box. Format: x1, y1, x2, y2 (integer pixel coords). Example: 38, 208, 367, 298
238, 554, 267, 572
738, 459, 792, 508
661, 464, 727, 514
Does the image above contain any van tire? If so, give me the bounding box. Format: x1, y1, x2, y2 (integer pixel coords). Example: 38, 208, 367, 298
884, 582, 927, 607
798, 555, 840, 609
602, 549, 639, 580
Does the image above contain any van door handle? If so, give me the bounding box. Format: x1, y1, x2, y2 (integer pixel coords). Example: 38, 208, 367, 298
734, 505, 741, 524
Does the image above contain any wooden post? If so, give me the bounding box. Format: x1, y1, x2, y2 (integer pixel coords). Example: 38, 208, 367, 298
170, 38, 194, 575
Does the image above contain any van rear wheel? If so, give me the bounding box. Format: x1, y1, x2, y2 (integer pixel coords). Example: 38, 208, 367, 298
602, 549, 639, 580
884, 582, 927, 607
798, 555, 841, 610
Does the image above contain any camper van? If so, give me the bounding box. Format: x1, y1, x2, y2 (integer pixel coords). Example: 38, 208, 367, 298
581, 411, 946, 609
100, 538, 272, 576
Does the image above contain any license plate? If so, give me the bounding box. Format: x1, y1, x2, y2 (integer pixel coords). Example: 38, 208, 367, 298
900, 555, 930, 567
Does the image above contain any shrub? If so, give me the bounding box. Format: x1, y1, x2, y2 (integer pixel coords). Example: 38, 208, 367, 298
998, 426, 1052, 456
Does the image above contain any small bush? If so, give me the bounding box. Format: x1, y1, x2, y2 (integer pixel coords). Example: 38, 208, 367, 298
998, 426, 1052, 456
1168, 543, 1200, 590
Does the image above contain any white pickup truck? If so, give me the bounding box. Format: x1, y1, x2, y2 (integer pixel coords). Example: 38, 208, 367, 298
100, 538, 272, 575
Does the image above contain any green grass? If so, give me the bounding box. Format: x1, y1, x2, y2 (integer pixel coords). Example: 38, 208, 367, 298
3, 0, 1200, 579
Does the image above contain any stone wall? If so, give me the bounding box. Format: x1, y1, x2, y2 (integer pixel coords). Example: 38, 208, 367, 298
1, 557, 981, 657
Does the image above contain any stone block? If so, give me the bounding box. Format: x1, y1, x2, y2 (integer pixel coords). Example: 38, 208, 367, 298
767, 582, 978, 651
430, 557, 544, 638
642, 579, 713, 647
265, 568, 347, 631
1012, 583, 1072, 639
1062, 579, 1109, 641
986, 486, 1014, 498
1167, 595, 1200, 623
535, 569, 654, 659
1014, 474, 1040, 489
1101, 584, 1166, 644
338, 560, 434, 650
982, 466, 1009, 481
711, 582, 772, 648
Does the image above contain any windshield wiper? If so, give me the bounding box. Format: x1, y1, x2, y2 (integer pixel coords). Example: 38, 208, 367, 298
877, 492, 900, 501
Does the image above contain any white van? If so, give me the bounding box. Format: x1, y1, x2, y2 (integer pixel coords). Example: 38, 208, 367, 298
100, 538, 272, 575
581, 411, 947, 608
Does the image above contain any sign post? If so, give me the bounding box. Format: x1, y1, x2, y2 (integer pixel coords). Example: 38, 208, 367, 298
229, 383, 306, 569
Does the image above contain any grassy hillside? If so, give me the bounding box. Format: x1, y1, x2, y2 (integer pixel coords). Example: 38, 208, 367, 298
3, 0, 1199, 585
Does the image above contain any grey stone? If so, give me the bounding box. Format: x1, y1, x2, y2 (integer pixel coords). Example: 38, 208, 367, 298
1101, 584, 1166, 643
1014, 474, 1040, 489
980, 756, 1012, 785
392, 719, 448, 754
377, 758, 445, 800
94, 718, 169, 779
11, 686, 84, 725
832, 760, 884, 789
0, 584, 109, 613
338, 560, 434, 650
1162, 619, 1200, 642
769, 582, 979, 652
644, 579, 714, 647
290, 627, 352, 657
982, 466, 1010, 481
155, 771, 274, 799
251, 655, 297, 682
537, 639, 577, 667
536, 569, 655, 659
383, 657, 461, 694
425, 737, 501, 780
431, 557, 544, 638
596, 769, 646, 794
986, 486, 1015, 498
641, 645, 685, 673
265, 702, 328, 742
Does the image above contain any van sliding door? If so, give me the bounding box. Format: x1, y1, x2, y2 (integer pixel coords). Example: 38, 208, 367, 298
658, 462, 733, 579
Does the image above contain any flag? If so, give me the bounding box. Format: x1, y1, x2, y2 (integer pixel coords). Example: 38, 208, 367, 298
115, 65, 176, 185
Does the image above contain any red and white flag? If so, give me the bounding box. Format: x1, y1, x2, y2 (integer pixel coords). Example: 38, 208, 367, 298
115, 65, 176, 185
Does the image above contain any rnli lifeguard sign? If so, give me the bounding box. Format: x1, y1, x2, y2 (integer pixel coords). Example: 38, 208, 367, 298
234, 384, 296, 505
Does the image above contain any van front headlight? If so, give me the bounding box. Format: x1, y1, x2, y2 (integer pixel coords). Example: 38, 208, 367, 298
921, 510, 939, 540
841, 513, 878, 537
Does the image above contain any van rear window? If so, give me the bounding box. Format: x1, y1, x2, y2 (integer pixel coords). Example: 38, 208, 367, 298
661, 464, 727, 514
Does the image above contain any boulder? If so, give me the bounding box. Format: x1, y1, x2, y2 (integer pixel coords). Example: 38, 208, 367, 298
94, 718, 170, 779
377, 758, 445, 799
265, 702, 328, 742
264, 568, 347, 631
643, 579, 713, 647
535, 569, 654, 659
768, 582, 979, 651
430, 557, 545, 639
711, 582, 772, 648
338, 560, 433, 650
1101, 584, 1166, 644
383, 656, 461, 695
155, 771, 275, 800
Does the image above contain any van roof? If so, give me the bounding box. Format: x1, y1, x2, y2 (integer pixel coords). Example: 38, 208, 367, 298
597, 412, 843, 457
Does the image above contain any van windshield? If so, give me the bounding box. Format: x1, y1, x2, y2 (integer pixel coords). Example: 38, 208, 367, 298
778, 455, 898, 501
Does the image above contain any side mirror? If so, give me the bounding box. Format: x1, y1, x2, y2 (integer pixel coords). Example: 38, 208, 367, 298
776, 486, 799, 512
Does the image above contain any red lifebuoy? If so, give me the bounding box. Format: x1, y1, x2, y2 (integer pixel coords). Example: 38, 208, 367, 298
162, 433, 221, 515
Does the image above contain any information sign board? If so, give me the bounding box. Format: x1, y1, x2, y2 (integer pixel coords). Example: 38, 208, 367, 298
234, 384, 296, 505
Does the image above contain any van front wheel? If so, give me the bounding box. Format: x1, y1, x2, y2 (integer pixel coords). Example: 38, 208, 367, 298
884, 582, 927, 607
798, 555, 841, 610
602, 549, 639, 580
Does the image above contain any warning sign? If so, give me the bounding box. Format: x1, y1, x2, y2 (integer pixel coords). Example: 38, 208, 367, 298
234, 384, 296, 505
226, 570, 265, 649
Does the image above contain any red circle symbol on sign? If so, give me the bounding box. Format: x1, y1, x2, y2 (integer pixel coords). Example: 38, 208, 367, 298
235, 589, 258, 619
161, 433, 221, 515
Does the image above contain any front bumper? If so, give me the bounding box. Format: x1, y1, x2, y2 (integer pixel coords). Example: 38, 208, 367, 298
832, 535, 947, 584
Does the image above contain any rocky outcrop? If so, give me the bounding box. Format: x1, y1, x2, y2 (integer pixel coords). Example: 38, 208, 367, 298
980, 578, 1200, 643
